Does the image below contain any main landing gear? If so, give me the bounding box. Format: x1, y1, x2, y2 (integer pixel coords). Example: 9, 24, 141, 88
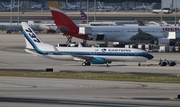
82, 61, 91, 66
64, 34, 73, 45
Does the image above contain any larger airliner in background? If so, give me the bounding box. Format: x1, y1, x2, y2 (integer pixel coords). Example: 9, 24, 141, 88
48, 2, 179, 46
22, 22, 153, 66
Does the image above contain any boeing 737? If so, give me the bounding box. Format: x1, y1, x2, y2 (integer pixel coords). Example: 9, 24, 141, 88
48, 2, 180, 46
21, 22, 153, 66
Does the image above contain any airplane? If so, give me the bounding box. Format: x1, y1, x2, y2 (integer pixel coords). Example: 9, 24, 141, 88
1, 1, 23, 10
0, 24, 45, 34
31, 2, 45, 10
21, 22, 153, 67
97, 1, 120, 12
132, 2, 157, 12
48, 2, 179, 46
63, 0, 79, 10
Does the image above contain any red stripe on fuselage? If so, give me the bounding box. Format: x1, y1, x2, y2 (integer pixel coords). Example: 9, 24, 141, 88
50, 10, 90, 40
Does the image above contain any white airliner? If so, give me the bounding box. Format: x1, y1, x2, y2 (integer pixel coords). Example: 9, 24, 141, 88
21, 22, 153, 66
48, 2, 180, 46
63, 0, 79, 10
132, 2, 157, 12
31, 2, 45, 10
1, 1, 23, 10
97, 1, 118, 12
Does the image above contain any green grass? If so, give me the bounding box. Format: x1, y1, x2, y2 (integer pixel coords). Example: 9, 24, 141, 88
0, 71, 180, 83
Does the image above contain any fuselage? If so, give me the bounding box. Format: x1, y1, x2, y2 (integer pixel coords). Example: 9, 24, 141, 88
27, 47, 153, 63
85, 26, 180, 43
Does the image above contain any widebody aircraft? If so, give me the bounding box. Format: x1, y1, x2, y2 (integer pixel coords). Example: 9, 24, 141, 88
48, 2, 180, 46
21, 22, 153, 66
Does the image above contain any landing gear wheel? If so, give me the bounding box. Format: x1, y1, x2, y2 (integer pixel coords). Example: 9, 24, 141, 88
82, 62, 86, 66
138, 63, 141, 66
86, 62, 91, 66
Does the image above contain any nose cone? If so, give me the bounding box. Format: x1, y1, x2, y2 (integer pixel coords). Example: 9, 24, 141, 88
147, 54, 154, 60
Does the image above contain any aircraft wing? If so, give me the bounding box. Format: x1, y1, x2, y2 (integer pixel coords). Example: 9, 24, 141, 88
130, 28, 155, 40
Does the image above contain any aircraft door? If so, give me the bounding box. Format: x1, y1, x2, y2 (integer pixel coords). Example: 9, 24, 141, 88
96, 33, 105, 41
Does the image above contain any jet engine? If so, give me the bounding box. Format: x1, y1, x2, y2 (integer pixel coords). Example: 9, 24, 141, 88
91, 57, 105, 64
152, 38, 169, 46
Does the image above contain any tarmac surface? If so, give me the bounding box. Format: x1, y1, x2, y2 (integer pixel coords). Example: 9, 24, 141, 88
0, 33, 180, 106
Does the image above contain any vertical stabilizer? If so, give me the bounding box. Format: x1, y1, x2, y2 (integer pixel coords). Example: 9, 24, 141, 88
21, 22, 55, 54
48, 2, 79, 35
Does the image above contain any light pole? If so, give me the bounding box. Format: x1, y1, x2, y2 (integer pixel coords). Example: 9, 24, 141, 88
87, 0, 89, 25
18, 0, 20, 25
94, 0, 96, 21
10, 0, 12, 25
175, 0, 177, 26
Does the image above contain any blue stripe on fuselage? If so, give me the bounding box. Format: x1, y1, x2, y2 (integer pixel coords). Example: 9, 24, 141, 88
23, 30, 57, 55
23, 30, 153, 60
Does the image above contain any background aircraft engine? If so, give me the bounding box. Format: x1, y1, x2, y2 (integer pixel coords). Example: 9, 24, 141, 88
153, 38, 169, 46
91, 57, 105, 64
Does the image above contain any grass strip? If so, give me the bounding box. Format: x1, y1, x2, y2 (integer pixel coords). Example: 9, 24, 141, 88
0, 71, 180, 83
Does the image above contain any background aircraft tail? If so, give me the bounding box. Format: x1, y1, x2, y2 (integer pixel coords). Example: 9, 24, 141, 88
138, 20, 145, 26
48, 2, 79, 35
97, 1, 103, 9
21, 22, 56, 54
80, 10, 91, 23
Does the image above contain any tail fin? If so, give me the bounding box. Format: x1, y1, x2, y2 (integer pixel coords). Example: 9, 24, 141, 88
97, 1, 103, 8
21, 22, 56, 54
80, 10, 91, 23
138, 20, 145, 26
1, 2, 6, 8
48, 1, 79, 35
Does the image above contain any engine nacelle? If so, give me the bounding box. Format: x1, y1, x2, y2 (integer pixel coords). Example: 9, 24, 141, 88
152, 38, 169, 46
91, 57, 105, 64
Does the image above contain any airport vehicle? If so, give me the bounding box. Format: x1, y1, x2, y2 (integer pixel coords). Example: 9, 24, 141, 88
152, 8, 173, 14
159, 59, 176, 66
0, 24, 44, 34
48, 2, 180, 46
132, 2, 157, 12
31, 2, 45, 10
21, 22, 153, 67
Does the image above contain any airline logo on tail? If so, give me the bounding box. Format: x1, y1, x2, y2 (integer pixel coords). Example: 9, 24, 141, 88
25, 28, 41, 43
80, 10, 91, 23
